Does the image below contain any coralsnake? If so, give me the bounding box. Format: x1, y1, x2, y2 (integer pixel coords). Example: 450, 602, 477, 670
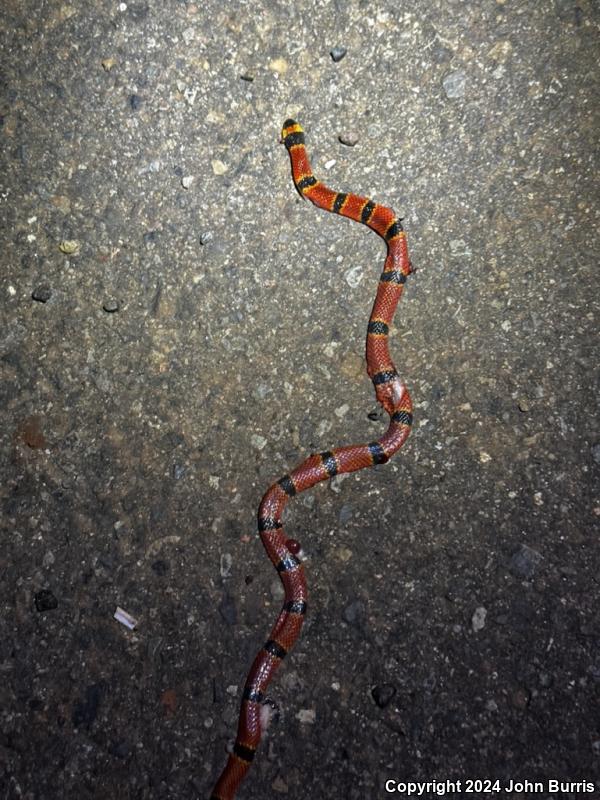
210, 119, 414, 799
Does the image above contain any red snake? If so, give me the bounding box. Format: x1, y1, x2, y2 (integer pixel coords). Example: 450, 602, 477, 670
210, 120, 413, 799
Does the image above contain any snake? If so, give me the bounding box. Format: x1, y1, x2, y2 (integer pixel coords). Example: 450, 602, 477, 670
210, 119, 414, 799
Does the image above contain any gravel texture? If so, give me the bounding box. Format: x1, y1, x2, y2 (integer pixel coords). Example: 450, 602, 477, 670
1, 2, 599, 799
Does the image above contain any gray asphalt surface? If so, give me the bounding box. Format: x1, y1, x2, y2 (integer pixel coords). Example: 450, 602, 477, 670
1, 2, 599, 799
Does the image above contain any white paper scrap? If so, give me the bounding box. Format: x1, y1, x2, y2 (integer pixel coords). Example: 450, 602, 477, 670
114, 606, 137, 630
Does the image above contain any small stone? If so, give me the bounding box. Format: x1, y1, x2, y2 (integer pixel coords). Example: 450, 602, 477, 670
330, 46, 347, 62
199, 231, 213, 245
145, 159, 161, 173
442, 70, 466, 99
32, 285, 52, 303
181, 175, 194, 189
471, 606, 487, 632
488, 40, 513, 62
342, 599, 366, 625
172, 463, 185, 480
338, 504, 353, 525
58, 239, 80, 255
240, 73, 254, 82
268, 58, 288, 74
129, 94, 142, 111
103, 299, 119, 313
220, 553, 233, 579
271, 775, 289, 794
449, 238, 471, 257
254, 383, 270, 400
338, 131, 359, 146
509, 544, 543, 579
183, 86, 198, 106
34, 589, 58, 612
334, 403, 349, 419
295, 708, 316, 724
101, 57, 116, 71
250, 433, 267, 450
211, 159, 228, 175
517, 397, 530, 412
371, 684, 396, 708
345, 264, 363, 288
182, 27, 196, 44
335, 546, 353, 563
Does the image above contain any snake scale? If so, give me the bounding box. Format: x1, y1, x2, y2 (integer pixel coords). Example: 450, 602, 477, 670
210, 119, 414, 799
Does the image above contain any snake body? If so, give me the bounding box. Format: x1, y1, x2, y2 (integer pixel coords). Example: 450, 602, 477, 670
210, 120, 413, 799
